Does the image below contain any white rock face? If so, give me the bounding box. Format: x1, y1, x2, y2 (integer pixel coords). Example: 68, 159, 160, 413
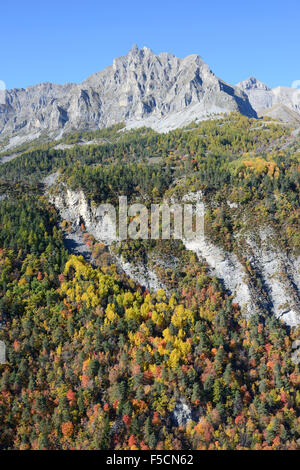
0, 341, 6, 365
116, 259, 165, 293
177, 193, 300, 325
245, 229, 300, 327
184, 236, 255, 315
259, 251, 299, 327
184, 232, 300, 325
0, 46, 255, 146
50, 187, 167, 292
50, 188, 300, 326
170, 399, 192, 427
50, 187, 118, 244
173, 191, 255, 315
237, 77, 300, 122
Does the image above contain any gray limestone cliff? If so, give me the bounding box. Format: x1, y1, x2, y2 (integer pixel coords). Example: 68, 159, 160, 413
0, 46, 256, 147
49, 186, 300, 327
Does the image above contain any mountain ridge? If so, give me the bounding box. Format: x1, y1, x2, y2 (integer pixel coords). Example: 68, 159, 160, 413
2, 46, 300, 151
0, 45, 256, 148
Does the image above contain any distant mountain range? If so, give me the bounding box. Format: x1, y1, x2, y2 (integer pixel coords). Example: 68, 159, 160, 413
1, 46, 300, 149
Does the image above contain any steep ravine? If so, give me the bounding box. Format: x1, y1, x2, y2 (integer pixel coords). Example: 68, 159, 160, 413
49, 186, 300, 326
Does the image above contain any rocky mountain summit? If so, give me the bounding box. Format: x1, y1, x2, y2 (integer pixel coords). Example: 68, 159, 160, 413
0, 45, 256, 147
237, 76, 300, 124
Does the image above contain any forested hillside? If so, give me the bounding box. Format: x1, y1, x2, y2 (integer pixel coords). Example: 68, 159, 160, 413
0, 114, 299, 449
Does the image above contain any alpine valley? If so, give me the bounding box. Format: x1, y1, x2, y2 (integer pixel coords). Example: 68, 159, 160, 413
0, 46, 299, 451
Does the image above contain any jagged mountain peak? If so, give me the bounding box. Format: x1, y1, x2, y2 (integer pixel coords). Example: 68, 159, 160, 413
128, 43, 154, 55
0, 46, 257, 149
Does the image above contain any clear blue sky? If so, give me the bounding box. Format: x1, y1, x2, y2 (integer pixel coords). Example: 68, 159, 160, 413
1, 0, 299, 90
